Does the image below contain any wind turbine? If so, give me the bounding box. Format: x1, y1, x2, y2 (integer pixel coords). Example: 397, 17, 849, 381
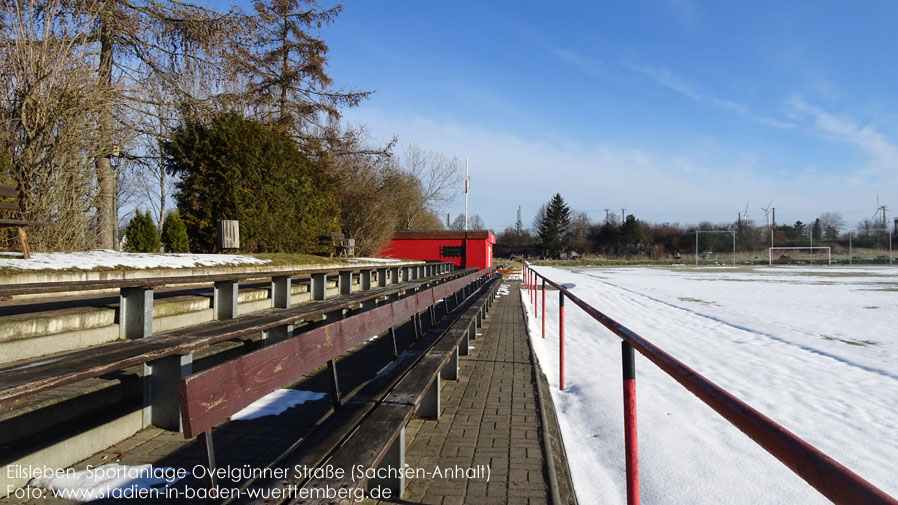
760, 201, 773, 247
873, 195, 890, 230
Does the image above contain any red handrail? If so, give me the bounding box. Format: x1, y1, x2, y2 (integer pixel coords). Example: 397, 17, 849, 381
523, 263, 897, 505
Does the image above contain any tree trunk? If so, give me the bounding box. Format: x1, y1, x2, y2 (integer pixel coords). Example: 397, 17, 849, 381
158, 140, 166, 252
95, 3, 116, 249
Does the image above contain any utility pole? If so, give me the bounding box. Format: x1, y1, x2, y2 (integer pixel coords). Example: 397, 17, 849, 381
621, 208, 626, 222
604, 208, 610, 222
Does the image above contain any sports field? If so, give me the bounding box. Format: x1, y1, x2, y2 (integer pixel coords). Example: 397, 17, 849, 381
522, 265, 898, 505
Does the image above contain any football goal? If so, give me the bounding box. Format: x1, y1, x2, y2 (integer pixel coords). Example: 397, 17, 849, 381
768, 247, 831, 265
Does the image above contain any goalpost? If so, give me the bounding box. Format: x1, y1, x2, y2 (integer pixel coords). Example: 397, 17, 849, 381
694, 230, 736, 265
768, 247, 831, 265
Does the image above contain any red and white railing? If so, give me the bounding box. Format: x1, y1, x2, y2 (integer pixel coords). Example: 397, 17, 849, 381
521, 262, 897, 505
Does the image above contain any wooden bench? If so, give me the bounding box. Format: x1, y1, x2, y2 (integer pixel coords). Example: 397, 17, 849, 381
0, 183, 51, 259
297, 277, 499, 503
319, 232, 355, 258
0, 264, 465, 430
177, 269, 498, 500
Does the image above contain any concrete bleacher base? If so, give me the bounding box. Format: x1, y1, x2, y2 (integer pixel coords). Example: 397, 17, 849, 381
1, 264, 440, 496
1, 278, 579, 505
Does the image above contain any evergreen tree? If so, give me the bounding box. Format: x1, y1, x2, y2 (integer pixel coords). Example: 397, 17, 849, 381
161, 212, 190, 252
165, 111, 340, 253
125, 210, 161, 252
235, 0, 370, 134
537, 193, 571, 258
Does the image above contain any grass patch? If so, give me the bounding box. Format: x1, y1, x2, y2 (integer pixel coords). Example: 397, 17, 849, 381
677, 297, 719, 306
821, 335, 877, 347
247, 253, 350, 266
0, 252, 350, 275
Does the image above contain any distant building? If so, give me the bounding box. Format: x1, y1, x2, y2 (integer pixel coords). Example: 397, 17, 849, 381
382, 231, 496, 270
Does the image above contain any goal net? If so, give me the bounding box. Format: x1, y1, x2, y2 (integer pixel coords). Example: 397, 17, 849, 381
768, 247, 831, 265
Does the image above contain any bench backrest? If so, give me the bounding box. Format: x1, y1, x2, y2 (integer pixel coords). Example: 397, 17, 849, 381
0, 184, 20, 211
0, 262, 444, 298
178, 268, 491, 438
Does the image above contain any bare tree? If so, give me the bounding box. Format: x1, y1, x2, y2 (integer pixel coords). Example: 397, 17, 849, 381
396, 144, 460, 230
1, 0, 112, 250
817, 212, 845, 240
569, 211, 591, 253
450, 213, 485, 230
3, 0, 242, 249
89, 0, 241, 248
319, 126, 400, 255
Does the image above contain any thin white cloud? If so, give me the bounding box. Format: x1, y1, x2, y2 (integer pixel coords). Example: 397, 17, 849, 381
339, 105, 891, 229
629, 63, 703, 101
553, 48, 603, 76
627, 63, 795, 129
786, 96, 898, 172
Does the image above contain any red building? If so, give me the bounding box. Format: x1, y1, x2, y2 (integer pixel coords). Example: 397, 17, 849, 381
382, 231, 496, 270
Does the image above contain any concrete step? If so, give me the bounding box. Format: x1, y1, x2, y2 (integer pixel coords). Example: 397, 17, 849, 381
0, 280, 336, 365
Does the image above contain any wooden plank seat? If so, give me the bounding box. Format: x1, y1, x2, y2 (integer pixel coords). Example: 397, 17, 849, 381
175, 269, 498, 501
0, 183, 52, 259
225, 274, 500, 504
0, 267, 473, 413
234, 287, 492, 505
293, 278, 499, 504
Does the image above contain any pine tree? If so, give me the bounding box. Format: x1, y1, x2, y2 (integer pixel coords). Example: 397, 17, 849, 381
125, 210, 161, 253
161, 212, 190, 253
234, 0, 370, 135
537, 193, 571, 259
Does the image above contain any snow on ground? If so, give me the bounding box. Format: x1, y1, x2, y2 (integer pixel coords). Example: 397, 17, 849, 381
521, 265, 898, 505
0, 249, 270, 271
29, 463, 182, 501
349, 257, 404, 263
230, 389, 326, 421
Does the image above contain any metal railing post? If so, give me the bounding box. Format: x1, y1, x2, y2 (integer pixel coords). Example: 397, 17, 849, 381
534, 273, 538, 318
622, 340, 640, 505
532, 270, 537, 306
559, 290, 565, 391
542, 279, 546, 339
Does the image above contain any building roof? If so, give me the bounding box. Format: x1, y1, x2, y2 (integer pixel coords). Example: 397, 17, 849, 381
392, 231, 496, 242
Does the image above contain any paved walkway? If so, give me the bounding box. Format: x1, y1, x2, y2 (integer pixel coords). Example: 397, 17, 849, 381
376, 281, 553, 505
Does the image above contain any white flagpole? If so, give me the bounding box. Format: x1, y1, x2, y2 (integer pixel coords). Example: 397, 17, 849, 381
464, 158, 469, 230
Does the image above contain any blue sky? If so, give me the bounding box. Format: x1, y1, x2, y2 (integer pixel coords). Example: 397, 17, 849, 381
314, 1, 898, 232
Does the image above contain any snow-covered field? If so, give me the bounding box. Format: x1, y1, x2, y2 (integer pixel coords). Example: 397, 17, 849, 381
0, 250, 270, 271
522, 265, 898, 505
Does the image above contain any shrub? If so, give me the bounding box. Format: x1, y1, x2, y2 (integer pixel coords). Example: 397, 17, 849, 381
125, 210, 161, 253
161, 212, 189, 253
165, 112, 340, 252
